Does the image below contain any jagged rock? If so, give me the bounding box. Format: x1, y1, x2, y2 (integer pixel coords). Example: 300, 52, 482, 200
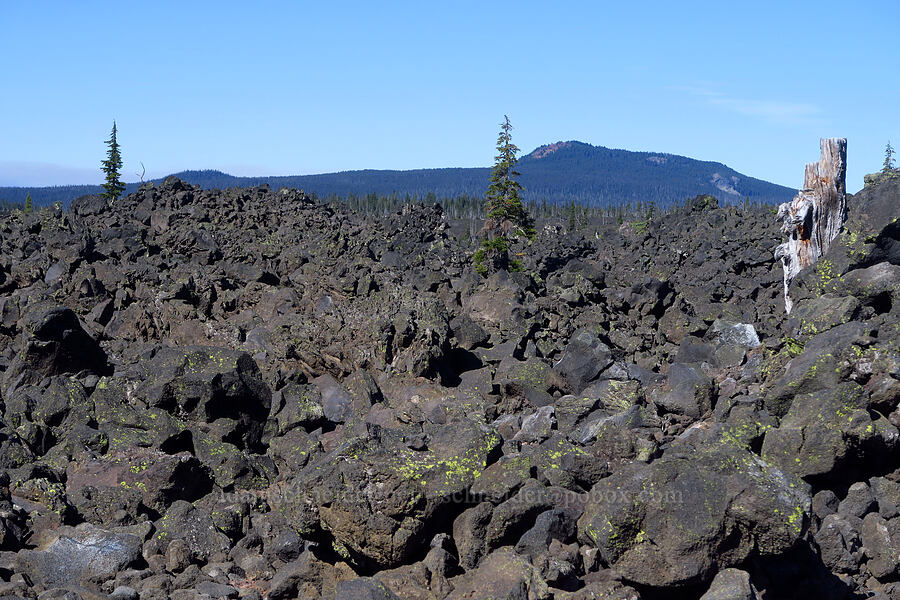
514, 406, 556, 443
578, 429, 810, 588
65, 448, 211, 520
860, 513, 900, 579
514, 508, 577, 559
3, 303, 108, 392
838, 482, 876, 520
130, 346, 271, 451
0, 167, 894, 598
650, 363, 715, 418
470, 455, 533, 504
452, 502, 494, 571
272, 382, 325, 434
776, 138, 847, 312
762, 382, 898, 482
553, 331, 613, 394
812, 490, 840, 521
446, 549, 550, 600
814, 514, 862, 574
496, 357, 556, 409
282, 419, 501, 569
787, 295, 859, 340
153, 500, 232, 562
869, 477, 900, 519
373, 538, 456, 599
556, 380, 642, 433
334, 578, 401, 600
699, 568, 758, 600
763, 321, 871, 417
15, 524, 142, 588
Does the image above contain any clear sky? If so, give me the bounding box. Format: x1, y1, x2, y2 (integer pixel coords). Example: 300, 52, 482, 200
1, 1, 896, 192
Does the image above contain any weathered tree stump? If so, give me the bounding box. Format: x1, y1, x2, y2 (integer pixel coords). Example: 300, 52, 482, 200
775, 138, 847, 312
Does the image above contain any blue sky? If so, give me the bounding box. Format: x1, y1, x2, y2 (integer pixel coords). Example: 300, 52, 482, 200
1, 1, 896, 192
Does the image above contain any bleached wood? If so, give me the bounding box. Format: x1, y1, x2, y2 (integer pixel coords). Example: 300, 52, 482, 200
775, 138, 847, 312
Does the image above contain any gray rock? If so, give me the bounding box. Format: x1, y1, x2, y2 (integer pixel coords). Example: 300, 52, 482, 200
194, 581, 238, 599
553, 331, 613, 394
762, 381, 898, 481
470, 456, 533, 504
154, 501, 231, 562
3, 303, 109, 391
699, 568, 758, 600
838, 482, 876, 519
710, 321, 761, 348
578, 429, 810, 589
453, 502, 493, 571
814, 513, 862, 574
165, 538, 191, 573
515, 509, 577, 559
812, 489, 840, 520
495, 356, 555, 408
285, 418, 501, 569
869, 477, 900, 519
652, 363, 715, 418
15, 524, 142, 588
787, 295, 859, 340
513, 406, 556, 443
335, 578, 401, 600
267, 528, 304, 563
109, 587, 139, 600
446, 549, 549, 600
132, 346, 271, 452
860, 512, 900, 579
273, 382, 324, 434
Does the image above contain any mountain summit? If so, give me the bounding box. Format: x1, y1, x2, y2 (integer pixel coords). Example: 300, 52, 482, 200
516, 140, 793, 206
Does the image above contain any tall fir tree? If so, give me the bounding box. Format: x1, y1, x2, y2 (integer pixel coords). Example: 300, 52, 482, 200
101, 121, 126, 201
884, 141, 896, 173
474, 116, 533, 275
484, 115, 532, 232
24, 193, 32, 214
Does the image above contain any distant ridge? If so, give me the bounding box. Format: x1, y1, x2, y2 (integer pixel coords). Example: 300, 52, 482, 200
0, 141, 795, 209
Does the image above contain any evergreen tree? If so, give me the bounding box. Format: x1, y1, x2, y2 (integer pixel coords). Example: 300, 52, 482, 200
884, 141, 896, 173
24, 193, 32, 214
484, 115, 532, 233
474, 116, 533, 275
101, 121, 126, 201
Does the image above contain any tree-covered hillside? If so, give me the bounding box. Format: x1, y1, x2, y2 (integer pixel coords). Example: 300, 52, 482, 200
0, 141, 795, 209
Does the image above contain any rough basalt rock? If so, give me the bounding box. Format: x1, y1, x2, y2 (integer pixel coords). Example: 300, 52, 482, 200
0, 169, 895, 598
578, 429, 810, 589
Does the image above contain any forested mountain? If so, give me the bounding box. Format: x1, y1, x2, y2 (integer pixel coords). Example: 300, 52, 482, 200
0, 141, 795, 209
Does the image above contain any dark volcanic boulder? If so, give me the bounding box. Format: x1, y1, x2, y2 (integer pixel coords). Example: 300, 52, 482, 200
699, 568, 757, 600
335, 578, 401, 600
762, 382, 898, 483
577, 428, 810, 589
650, 363, 715, 418
553, 331, 614, 394
446, 549, 550, 600
3, 303, 108, 390
789, 177, 900, 305
154, 499, 232, 561
65, 448, 212, 520
763, 321, 871, 417
69, 194, 109, 217
132, 346, 271, 451
279, 418, 501, 569
15, 523, 142, 588
93, 377, 194, 452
